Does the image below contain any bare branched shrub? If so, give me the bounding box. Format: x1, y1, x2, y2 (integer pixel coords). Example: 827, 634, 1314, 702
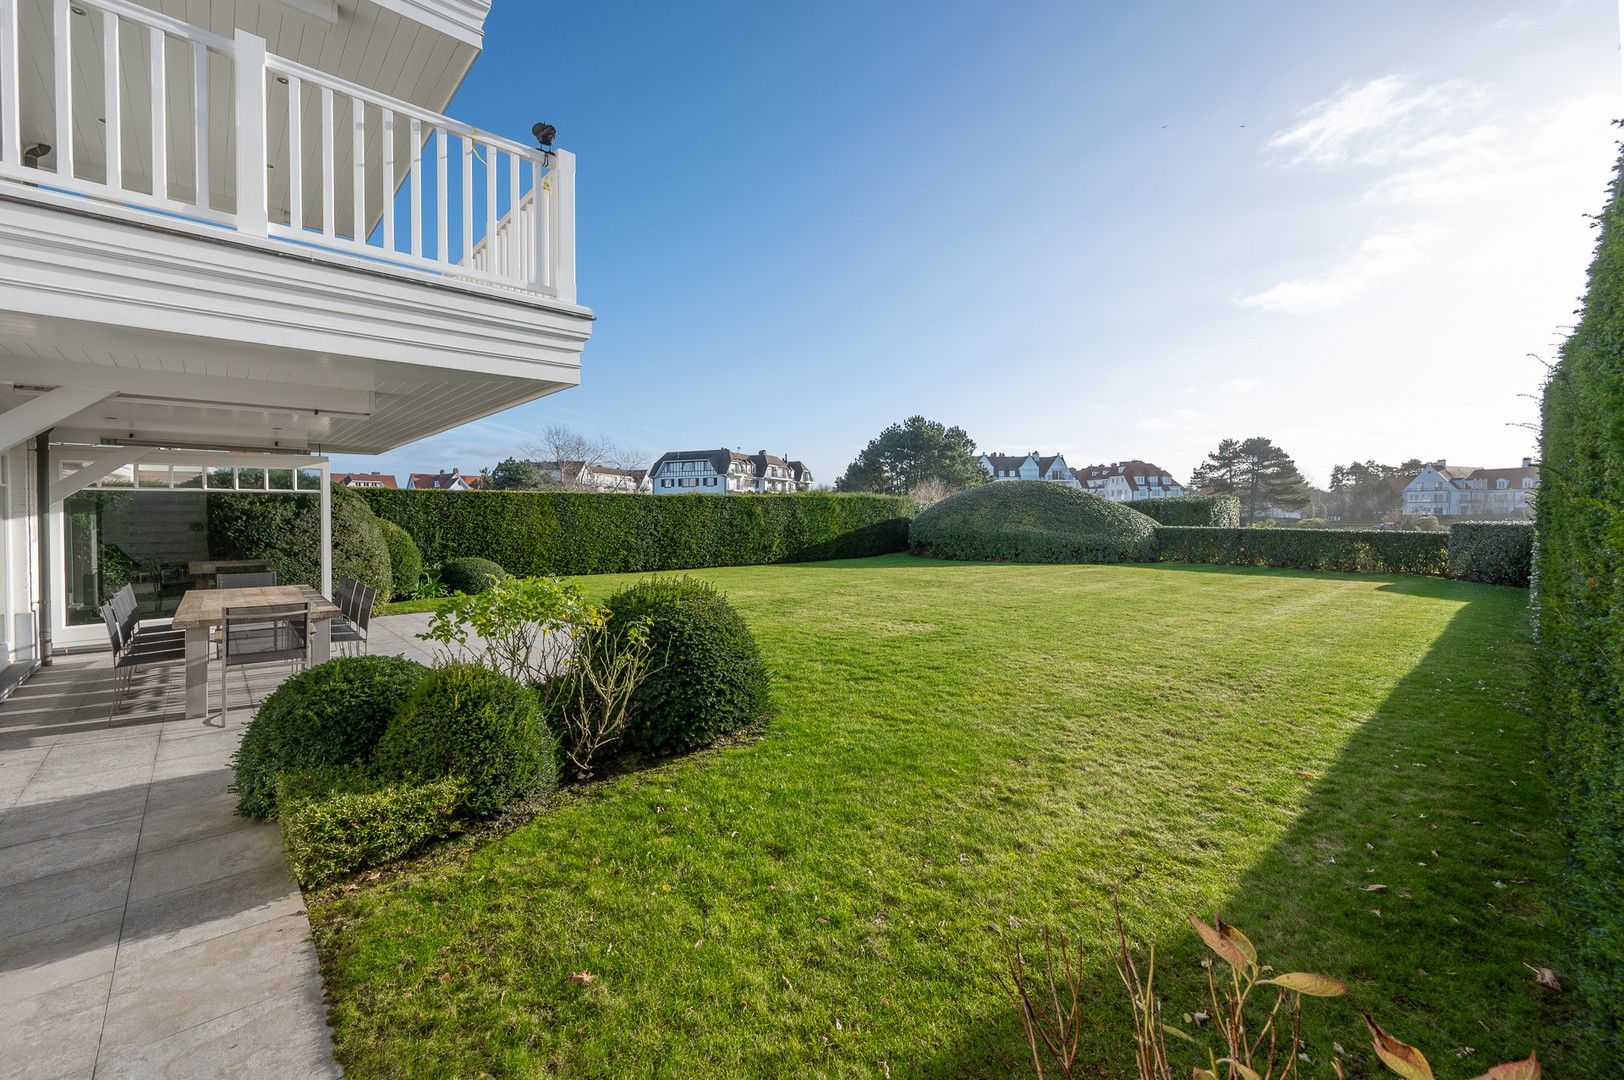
999, 905, 1541, 1080
521, 424, 647, 491
544, 619, 660, 778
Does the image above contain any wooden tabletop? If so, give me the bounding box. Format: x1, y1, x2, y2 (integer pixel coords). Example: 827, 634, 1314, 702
171, 585, 343, 630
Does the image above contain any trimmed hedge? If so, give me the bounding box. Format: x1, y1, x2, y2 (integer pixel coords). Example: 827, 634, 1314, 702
440, 556, 508, 595
1533, 148, 1624, 1068
1155, 526, 1450, 576
357, 489, 913, 576
378, 520, 423, 599
231, 655, 428, 820
276, 768, 466, 887
1448, 522, 1534, 587
207, 484, 392, 610
1133, 493, 1242, 528
375, 662, 558, 816
601, 577, 772, 754
910, 482, 1157, 563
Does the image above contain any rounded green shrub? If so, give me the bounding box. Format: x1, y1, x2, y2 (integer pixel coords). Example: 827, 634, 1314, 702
375, 663, 558, 815
378, 520, 423, 599
1295, 517, 1328, 529
231, 655, 427, 820
603, 577, 770, 754
440, 556, 508, 595
909, 481, 1157, 564
206, 484, 392, 610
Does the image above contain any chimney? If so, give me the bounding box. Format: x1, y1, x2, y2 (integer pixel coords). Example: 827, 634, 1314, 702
1522, 457, 1533, 468
1434, 459, 1446, 468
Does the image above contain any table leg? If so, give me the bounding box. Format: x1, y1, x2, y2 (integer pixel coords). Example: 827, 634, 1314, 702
311, 617, 330, 664
185, 626, 208, 720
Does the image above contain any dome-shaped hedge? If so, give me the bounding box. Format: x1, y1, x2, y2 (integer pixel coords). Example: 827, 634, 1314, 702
909, 480, 1157, 563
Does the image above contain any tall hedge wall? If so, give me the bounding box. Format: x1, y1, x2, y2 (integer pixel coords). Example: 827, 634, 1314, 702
358, 490, 914, 576
1533, 150, 1624, 1068
1155, 526, 1450, 577
1447, 522, 1534, 587
1134, 494, 1242, 528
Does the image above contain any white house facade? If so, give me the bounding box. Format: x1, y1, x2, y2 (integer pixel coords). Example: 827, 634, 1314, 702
531, 460, 650, 493
0, 0, 591, 680
1401, 459, 1538, 518
1073, 461, 1185, 502
979, 452, 1076, 485
649, 450, 814, 494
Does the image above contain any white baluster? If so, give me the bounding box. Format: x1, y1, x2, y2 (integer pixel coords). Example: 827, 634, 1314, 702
102, 9, 119, 189
409, 116, 421, 257
380, 106, 393, 251
460, 133, 472, 266
148, 25, 165, 199
320, 85, 334, 237
435, 125, 447, 265
351, 95, 364, 241
484, 141, 495, 273
507, 149, 519, 281
531, 158, 547, 292
52, 0, 71, 178
553, 149, 575, 303
193, 40, 209, 209
286, 73, 301, 230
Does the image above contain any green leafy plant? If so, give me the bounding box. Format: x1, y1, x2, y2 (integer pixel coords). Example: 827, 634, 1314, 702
403, 566, 448, 600
358, 489, 914, 576
419, 574, 588, 684
1294, 517, 1328, 529
231, 655, 427, 820
439, 556, 509, 595
543, 615, 659, 778
602, 577, 771, 754
910, 481, 1158, 564
374, 662, 558, 816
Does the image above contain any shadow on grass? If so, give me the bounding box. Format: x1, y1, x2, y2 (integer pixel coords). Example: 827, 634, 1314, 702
915, 588, 1573, 1078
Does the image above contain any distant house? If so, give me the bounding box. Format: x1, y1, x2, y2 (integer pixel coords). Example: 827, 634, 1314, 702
649, 450, 815, 494
332, 472, 397, 489
530, 460, 651, 493
408, 469, 481, 491
1072, 461, 1186, 502
1401, 458, 1538, 519
979, 452, 1077, 485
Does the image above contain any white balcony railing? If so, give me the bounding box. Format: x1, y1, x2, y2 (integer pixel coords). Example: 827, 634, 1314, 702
0, 0, 575, 303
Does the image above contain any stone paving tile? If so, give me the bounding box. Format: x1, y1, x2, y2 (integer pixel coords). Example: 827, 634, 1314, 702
117, 862, 304, 969
95, 989, 340, 1079
0, 971, 111, 1080
0, 906, 123, 1003
0, 856, 134, 939
0, 818, 143, 889
128, 819, 287, 905
0, 782, 146, 849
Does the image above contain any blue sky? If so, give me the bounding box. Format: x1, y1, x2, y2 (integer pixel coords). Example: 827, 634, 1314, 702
336, 0, 1621, 488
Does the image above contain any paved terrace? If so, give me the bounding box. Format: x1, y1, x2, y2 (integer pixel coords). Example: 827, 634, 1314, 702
0, 614, 439, 1078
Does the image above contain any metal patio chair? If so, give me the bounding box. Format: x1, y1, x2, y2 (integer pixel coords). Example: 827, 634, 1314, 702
330, 579, 376, 656
101, 601, 185, 724
217, 571, 278, 590
219, 602, 311, 716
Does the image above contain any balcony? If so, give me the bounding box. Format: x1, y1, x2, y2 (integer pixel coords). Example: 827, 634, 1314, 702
0, 0, 590, 457
0, 0, 574, 303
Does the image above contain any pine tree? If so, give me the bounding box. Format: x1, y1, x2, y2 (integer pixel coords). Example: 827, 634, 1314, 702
835, 416, 986, 495
1193, 437, 1310, 523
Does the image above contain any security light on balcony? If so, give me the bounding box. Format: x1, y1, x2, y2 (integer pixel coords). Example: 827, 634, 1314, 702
532, 122, 557, 149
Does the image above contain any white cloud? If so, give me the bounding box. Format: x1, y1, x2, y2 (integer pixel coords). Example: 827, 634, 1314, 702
1240, 225, 1441, 315
1487, 12, 1534, 33
1220, 377, 1258, 394
1265, 75, 1481, 168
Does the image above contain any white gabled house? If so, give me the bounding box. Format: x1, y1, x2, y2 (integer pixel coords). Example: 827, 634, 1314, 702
1072, 461, 1185, 502
530, 460, 651, 493
1401, 459, 1538, 519
649, 450, 814, 494
979, 451, 1077, 485
0, 0, 591, 688
409, 469, 481, 491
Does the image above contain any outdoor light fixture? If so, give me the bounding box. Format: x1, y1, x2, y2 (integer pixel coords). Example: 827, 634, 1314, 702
532, 122, 557, 149
21, 143, 50, 168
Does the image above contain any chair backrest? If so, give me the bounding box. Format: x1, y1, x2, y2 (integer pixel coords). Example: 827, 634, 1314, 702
222, 603, 310, 666
350, 583, 377, 629
334, 577, 358, 618
100, 602, 124, 655
219, 571, 278, 590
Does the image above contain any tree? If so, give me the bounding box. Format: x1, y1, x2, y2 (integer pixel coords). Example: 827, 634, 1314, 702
483, 457, 547, 490
1327, 458, 1426, 521
834, 415, 987, 495
1192, 436, 1310, 524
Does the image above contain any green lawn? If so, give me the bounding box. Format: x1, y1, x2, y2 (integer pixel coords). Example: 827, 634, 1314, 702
314, 556, 1571, 1078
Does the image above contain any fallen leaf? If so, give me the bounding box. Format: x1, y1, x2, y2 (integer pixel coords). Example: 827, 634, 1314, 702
1366, 884, 1388, 893
1264, 972, 1347, 997
1470, 1050, 1539, 1080
1364, 1015, 1434, 1080
570, 971, 595, 986
1531, 967, 1561, 992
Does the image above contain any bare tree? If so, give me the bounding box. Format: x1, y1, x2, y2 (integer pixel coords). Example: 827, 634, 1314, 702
520, 425, 647, 491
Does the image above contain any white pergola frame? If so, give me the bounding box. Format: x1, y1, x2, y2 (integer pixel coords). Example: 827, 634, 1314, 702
48, 447, 332, 645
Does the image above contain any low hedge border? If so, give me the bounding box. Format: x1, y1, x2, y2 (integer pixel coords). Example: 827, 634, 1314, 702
1154, 526, 1451, 577
1448, 522, 1534, 587
277, 768, 467, 887
358, 490, 914, 577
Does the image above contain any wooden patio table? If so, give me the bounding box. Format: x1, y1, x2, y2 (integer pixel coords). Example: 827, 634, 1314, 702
171, 585, 340, 719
